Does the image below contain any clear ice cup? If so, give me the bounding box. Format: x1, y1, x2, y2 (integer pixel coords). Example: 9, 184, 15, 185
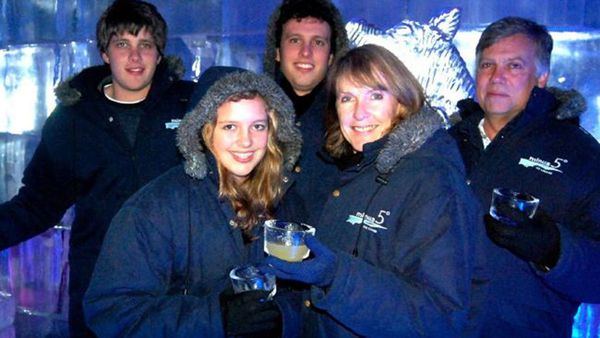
263, 220, 315, 262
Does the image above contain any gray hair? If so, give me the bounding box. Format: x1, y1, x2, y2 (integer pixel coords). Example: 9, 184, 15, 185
476, 17, 553, 77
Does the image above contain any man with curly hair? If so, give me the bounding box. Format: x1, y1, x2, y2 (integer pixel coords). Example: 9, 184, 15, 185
264, 0, 349, 223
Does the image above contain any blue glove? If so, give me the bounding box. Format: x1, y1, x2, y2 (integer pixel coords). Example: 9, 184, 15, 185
261, 236, 338, 288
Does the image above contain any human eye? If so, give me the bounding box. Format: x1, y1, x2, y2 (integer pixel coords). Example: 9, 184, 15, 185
115, 40, 128, 48
314, 39, 327, 47
478, 61, 493, 70
222, 124, 236, 131
370, 91, 384, 100
288, 37, 300, 44
253, 122, 268, 131
338, 94, 352, 103
140, 41, 155, 49
508, 62, 524, 70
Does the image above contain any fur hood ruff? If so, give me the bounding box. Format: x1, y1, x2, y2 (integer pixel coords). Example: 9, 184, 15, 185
546, 87, 587, 120
376, 105, 446, 174
177, 71, 302, 179
54, 55, 186, 106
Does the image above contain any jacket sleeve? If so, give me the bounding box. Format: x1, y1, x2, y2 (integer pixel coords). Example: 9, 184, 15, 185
536, 194, 600, 303
310, 176, 482, 337
0, 109, 77, 248
84, 198, 226, 338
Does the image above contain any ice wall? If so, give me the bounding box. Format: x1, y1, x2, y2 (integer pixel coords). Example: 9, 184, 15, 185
0, 1, 598, 336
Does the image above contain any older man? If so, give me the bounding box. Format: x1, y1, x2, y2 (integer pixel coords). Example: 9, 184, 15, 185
450, 17, 600, 337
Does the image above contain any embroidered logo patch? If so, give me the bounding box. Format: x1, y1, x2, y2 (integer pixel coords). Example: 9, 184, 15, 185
518, 156, 568, 175
165, 119, 181, 129
345, 210, 390, 233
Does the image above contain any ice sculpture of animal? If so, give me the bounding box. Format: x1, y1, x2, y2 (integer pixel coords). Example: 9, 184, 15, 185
346, 8, 475, 124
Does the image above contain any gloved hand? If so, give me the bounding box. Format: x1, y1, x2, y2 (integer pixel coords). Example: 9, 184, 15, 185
261, 236, 337, 288
219, 287, 281, 337
484, 208, 561, 269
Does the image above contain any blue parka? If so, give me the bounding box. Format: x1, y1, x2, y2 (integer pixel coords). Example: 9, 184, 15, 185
449, 87, 600, 337
278, 79, 338, 225
84, 71, 304, 337
0, 57, 194, 336
302, 107, 488, 337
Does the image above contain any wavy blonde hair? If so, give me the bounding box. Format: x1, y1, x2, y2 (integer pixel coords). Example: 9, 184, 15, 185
202, 91, 284, 241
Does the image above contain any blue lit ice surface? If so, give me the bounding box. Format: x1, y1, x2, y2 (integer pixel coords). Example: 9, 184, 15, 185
573, 304, 600, 337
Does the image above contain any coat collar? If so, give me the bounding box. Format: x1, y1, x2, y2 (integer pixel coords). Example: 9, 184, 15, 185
376, 105, 445, 174
456, 86, 586, 126
54, 56, 185, 107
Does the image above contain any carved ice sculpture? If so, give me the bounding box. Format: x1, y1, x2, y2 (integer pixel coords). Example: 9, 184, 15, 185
346, 8, 475, 125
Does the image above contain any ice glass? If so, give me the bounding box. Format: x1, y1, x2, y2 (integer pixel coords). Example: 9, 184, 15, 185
490, 188, 540, 226
229, 264, 276, 299
263, 220, 315, 262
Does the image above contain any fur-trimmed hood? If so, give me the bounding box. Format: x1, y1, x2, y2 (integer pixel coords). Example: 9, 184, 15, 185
177, 70, 302, 179
262, 0, 349, 77
54, 56, 186, 106
376, 104, 446, 174
546, 87, 587, 120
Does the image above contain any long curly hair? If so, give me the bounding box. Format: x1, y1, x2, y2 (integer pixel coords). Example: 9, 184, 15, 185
202, 91, 284, 241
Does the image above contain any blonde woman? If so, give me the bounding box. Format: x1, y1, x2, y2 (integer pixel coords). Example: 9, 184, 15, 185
84, 69, 303, 337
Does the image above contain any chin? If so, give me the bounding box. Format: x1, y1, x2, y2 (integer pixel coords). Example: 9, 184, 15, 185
350, 143, 365, 152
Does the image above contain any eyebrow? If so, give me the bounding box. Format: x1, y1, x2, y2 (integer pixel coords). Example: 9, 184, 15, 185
110, 35, 155, 43
337, 85, 388, 94
480, 56, 526, 63
282, 32, 329, 40
216, 119, 268, 124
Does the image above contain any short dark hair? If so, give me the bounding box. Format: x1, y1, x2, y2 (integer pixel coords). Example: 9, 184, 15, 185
275, 0, 340, 54
96, 0, 167, 56
476, 17, 553, 76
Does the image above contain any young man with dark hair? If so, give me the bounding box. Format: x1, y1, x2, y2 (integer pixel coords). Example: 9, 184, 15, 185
450, 16, 600, 337
0, 1, 194, 336
263, 0, 349, 223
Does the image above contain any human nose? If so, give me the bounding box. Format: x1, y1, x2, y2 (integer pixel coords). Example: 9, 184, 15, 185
238, 128, 252, 148
129, 47, 141, 61
300, 42, 312, 57
490, 66, 505, 83
353, 99, 369, 120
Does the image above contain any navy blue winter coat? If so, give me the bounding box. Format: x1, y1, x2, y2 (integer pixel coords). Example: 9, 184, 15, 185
302, 108, 487, 337
84, 160, 302, 337
0, 57, 194, 335
449, 87, 600, 337
275, 75, 338, 225
85, 70, 304, 337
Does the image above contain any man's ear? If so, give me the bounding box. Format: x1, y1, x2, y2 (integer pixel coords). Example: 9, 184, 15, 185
101, 52, 110, 64
275, 48, 280, 62
537, 71, 549, 88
